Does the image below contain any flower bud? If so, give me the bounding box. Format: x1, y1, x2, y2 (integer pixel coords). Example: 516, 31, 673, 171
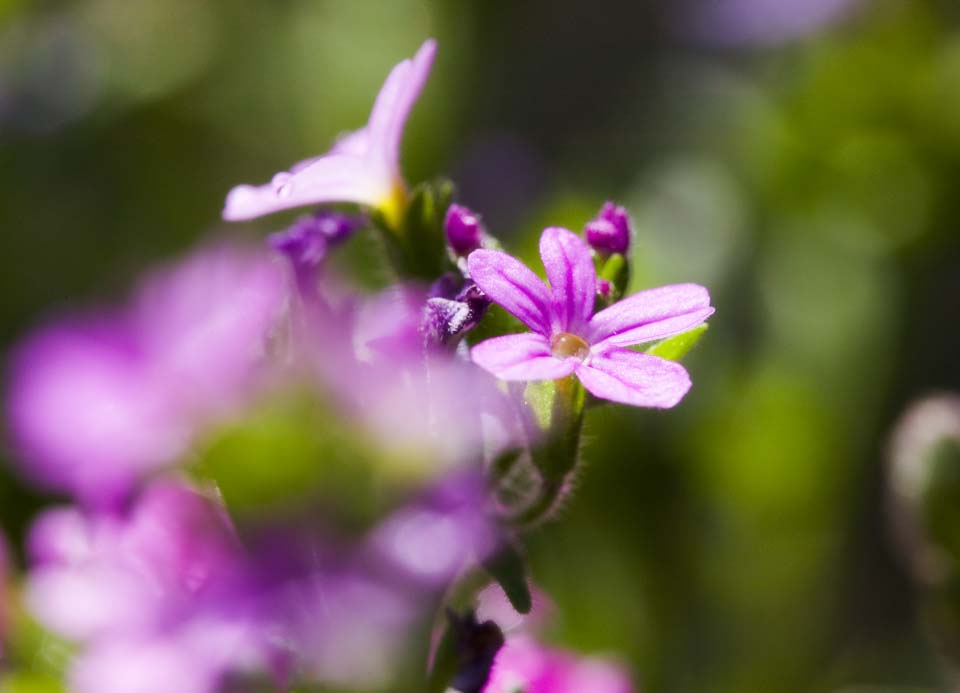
584, 201, 631, 256
445, 204, 484, 256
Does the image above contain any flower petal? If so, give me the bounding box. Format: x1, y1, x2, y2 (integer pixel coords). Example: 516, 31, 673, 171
539, 227, 596, 334
588, 283, 713, 348
471, 334, 575, 381
367, 39, 437, 172
467, 250, 553, 335
222, 154, 383, 221
576, 348, 691, 408
222, 40, 437, 221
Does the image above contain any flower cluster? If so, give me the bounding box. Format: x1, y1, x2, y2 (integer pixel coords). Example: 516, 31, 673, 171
2, 39, 712, 692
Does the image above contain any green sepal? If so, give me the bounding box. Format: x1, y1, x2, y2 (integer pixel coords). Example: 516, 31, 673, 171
645, 324, 709, 362
482, 541, 533, 615
425, 617, 460, 693
373, 179, 455, 280
513, 377, 586, 526
596, 252, 630, 305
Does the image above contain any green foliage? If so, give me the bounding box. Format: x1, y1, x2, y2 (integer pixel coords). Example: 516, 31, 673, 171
195, 392, 425, 527
0, 673, 65, 693
374, 179, 455, 280
483, 542, 533, 615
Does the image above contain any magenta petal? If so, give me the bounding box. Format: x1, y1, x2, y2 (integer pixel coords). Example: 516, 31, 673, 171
539, 227, 596, 334
576, 348, 691, 408
467, 250, 554, 335
588, 283, 713, 348
471, 334, 576, 381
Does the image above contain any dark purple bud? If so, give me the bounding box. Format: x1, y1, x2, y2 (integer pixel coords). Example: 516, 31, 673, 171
421, 281, 491, 348
446, 609, 505, 693
428, 272, 463, 301
268, 210, 365, 269
445, 204, 484, 256
584, 201, 631, 255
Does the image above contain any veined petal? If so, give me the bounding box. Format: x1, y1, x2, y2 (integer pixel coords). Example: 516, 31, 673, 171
467, 250, 554, 335
471, 334, 575, 381
539, 227, 596, 334
576, 348, 691, 408
588, 283, 713, 348
367, 39, 437, 173
222, 154, 384, 221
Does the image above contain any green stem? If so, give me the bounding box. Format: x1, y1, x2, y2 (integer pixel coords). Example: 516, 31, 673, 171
513, 376, 585, 527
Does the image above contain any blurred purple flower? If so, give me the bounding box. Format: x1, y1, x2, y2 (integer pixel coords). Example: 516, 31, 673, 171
279, 571, 416, 689
268, 210, 366, 296
468, 227, 713, 408
25, 478, 242, 640
223, 39, 437, 227
681, 0, 862, 46
484, 636, 634, 693
584, 202, 631, 256
6, 243, 284, 506
370, 471, 497, 587
25, 478, 274, 693
299, 282, 521, 469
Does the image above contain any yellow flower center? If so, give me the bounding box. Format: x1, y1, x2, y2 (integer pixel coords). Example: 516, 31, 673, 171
377, 181, 409, 232
550, 332, 590, 360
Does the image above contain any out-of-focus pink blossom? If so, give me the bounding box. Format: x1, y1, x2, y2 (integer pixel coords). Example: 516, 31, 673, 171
279, 572, 415, 689
26, 478, 270, 693
299, 282, 523, 471
26, 478, 242, 640
370, 471, 497, 586
484, 636, 634, 693
6, 242, 284, 506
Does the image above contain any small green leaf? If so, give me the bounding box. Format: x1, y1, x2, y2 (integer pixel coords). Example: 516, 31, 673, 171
645, 324, 709, 362
483, 542, 533, 615
596, 252, 630, 304
426, 616, 460, 693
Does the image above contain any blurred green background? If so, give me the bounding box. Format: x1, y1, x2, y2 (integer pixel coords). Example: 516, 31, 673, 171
3, 0, 960, 691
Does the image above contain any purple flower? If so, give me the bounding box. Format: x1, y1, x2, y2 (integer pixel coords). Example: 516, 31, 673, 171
6, 243, 284, 506
268, 210, 366, 296
25, 479, 242, 641
445, 203, 485, 256
468, 227, 713, 408
25, 478, 272, 693
483, 636, 634, 693
300, 283, 521, 470
584, 201, 631, 256
223, 39, 437, 227
369, 471, 496, 587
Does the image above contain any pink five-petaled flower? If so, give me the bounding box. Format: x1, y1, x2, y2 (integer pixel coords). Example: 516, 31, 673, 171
467, 227, 714, 408
222, 39, 437, 227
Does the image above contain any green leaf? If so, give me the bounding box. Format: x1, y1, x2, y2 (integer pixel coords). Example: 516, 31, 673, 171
596, 252, 630, 305
0, 673, 65, 693
645, 324, 709, 362
483, 542, 533, 615
425, 616, 460, 693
